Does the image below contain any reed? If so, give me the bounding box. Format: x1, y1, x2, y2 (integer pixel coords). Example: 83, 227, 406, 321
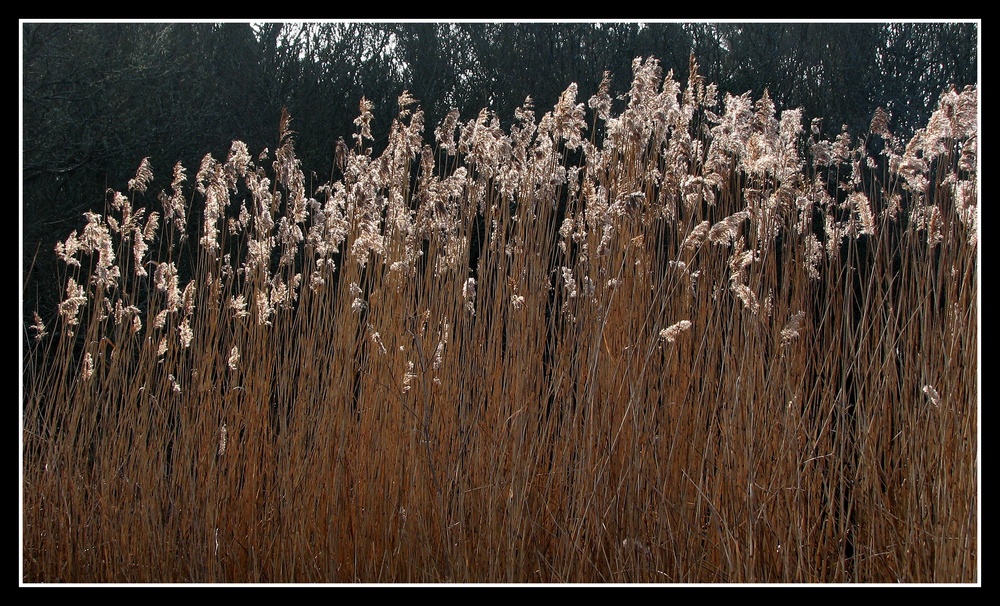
22, 56, 978, 583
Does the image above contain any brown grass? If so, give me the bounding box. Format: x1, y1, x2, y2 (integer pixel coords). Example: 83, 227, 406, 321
21, 56, 978, 583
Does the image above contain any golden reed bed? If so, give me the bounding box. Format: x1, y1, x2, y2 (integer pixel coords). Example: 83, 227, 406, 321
22, 57, 978, 583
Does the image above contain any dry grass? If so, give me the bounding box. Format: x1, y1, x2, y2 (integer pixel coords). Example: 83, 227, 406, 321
21, 56, 978, 583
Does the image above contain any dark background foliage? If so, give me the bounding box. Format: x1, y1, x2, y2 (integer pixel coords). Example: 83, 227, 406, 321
20, 21, 978, 331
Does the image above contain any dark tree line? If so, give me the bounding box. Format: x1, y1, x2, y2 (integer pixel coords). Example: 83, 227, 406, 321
21, 21, 977, 328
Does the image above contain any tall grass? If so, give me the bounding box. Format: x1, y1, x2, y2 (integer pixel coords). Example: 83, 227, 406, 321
21, 56, 978, 583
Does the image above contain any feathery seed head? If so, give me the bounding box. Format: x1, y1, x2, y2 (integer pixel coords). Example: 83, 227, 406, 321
659, 320, 692, 343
